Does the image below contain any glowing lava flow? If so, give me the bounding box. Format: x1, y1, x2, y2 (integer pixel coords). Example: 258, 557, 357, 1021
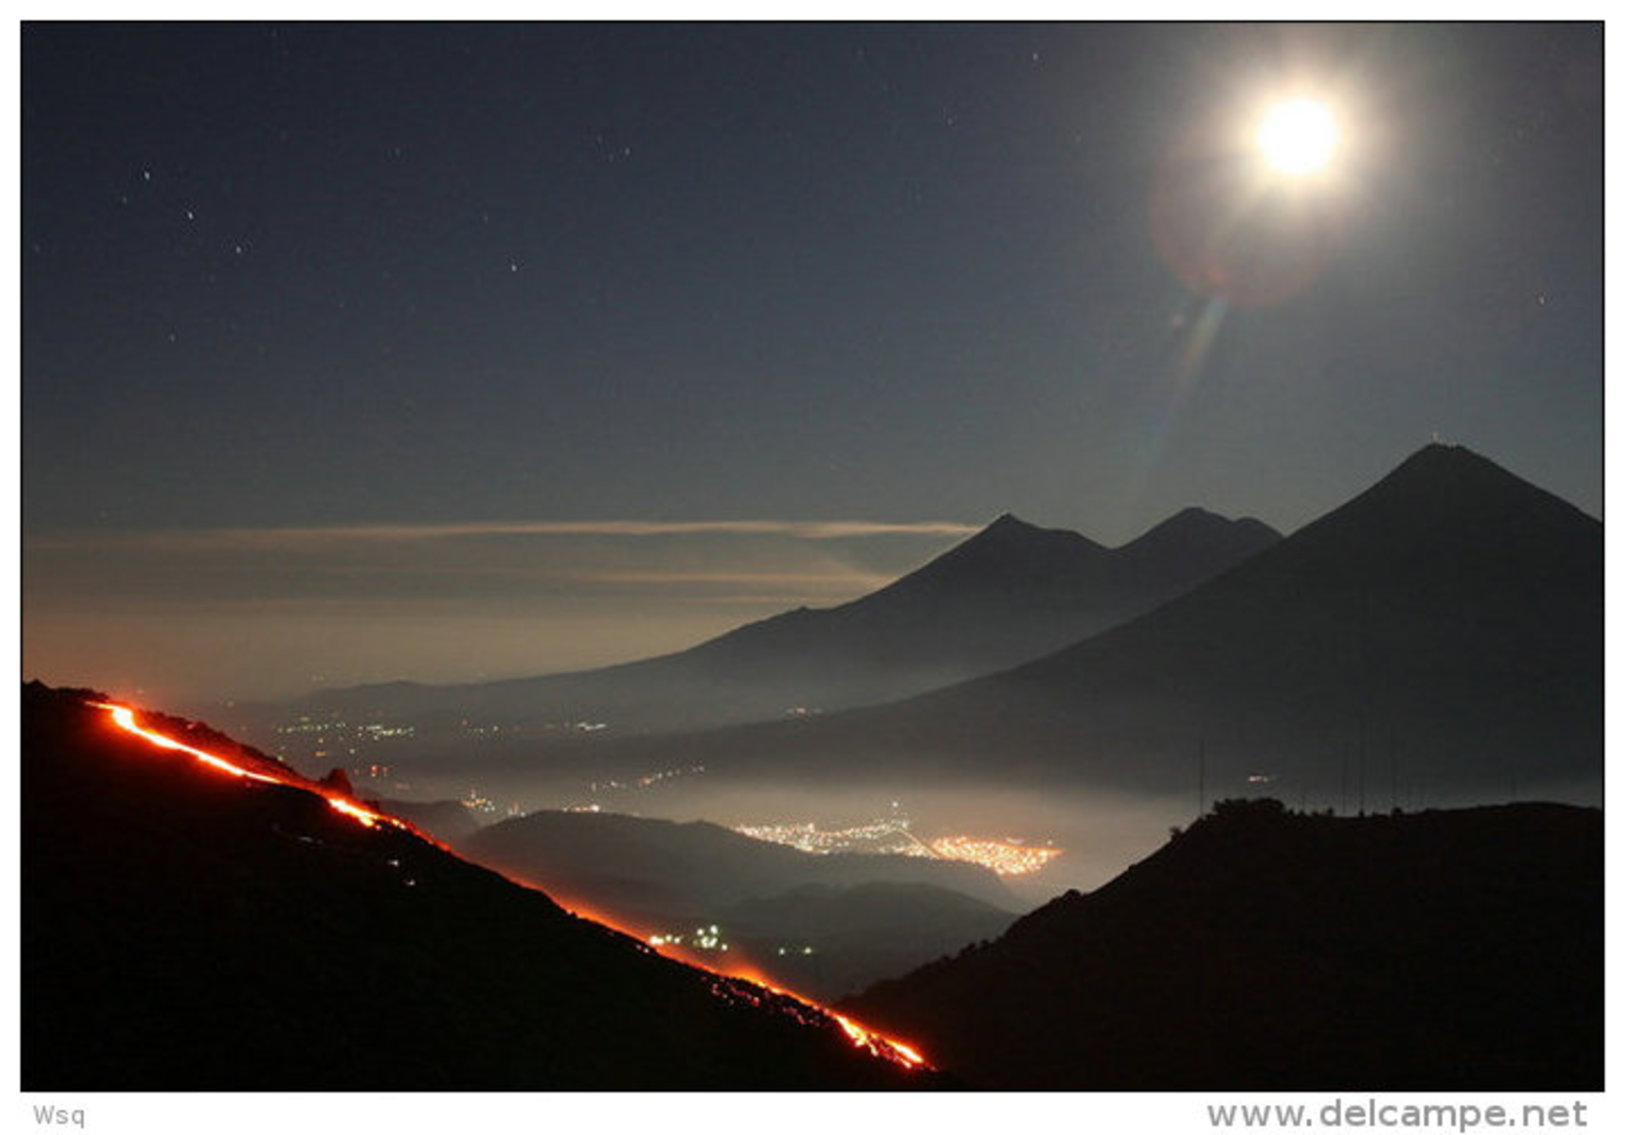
727, 965, 926, 1069
835, 1014, 927, 1068
87, 700, 929, 1073
91, 701, 404, 830
510, 887, 929, 1071
631, 942, 929, 1071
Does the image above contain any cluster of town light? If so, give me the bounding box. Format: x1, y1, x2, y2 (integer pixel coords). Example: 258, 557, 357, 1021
649, 925, 729, 952
928, 836, 1064, 877
735, 816, 1063, 876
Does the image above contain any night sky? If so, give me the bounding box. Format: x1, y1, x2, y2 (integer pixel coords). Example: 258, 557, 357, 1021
20, 22, 1603, 704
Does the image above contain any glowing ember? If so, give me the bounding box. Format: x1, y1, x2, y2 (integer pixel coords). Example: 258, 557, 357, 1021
85, 698, 930, 1073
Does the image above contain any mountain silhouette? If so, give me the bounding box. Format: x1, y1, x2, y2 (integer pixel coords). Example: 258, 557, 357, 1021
711, 881, 1018, 1001
457, 809, 1019, 999
651, 444, 1599, 802
460, 809, 1017, 915
843, 798, 1602, 1089
238, 506, 1278, 737
21, 683, 935, 1090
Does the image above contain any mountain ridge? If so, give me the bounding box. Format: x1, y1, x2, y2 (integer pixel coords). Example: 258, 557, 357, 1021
228, 504, 1280, 738
456, 808, 1020, 999
842, 797, 1603, 1089
21, 683, 936, 1089
573, 444, 1600, 802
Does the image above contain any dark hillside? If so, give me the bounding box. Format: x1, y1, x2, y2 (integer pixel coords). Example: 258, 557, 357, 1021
459, 809, 1019, 998
845, 798, 1602, 1089
21, 683, 933, 1090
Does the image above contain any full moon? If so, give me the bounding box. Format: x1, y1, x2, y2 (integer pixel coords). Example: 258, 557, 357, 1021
1255, 98, 1339, 176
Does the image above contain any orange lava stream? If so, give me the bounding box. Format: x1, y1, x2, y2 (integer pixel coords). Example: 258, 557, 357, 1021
725, 964, 926, 1067
86, 699, 930, 1073
622, 936, 928, 1070
92, 701, 406, 830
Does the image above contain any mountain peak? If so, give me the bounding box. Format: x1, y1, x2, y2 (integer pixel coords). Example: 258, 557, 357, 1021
835, 512, 1111, 622
922, 512, 1106, 566
1114, 506, 1281, 570
1327, 443, 1598, 537
979, 512, 1042, 537
1392, 441, 1495, 477
1384, 442, 1535, 486
1125, 505, 1274, 540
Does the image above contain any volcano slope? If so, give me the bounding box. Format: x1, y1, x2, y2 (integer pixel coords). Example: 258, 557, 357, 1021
21, 682, 933, 1090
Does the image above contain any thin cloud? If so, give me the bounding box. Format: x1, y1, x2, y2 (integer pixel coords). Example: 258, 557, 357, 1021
582, 569, 895, 589
27, 518, 979, 550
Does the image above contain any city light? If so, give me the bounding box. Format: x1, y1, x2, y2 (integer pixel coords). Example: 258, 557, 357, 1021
929, 836, 1063, 876
733, 816, 934, 857
735, 814, 1064, 875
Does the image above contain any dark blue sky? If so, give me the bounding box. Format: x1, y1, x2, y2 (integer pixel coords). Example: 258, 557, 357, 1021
21, 22, 1603, 701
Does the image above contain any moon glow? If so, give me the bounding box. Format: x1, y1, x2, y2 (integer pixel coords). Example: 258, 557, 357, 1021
1256, 98, 1340, 176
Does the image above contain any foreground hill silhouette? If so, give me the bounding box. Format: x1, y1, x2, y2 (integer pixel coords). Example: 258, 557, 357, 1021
844, 798, 1602, 1089
241, 506, 1276, 737
627, 445, 1598, 800
21, 683, 932, 1090
459, 809, 1019, 998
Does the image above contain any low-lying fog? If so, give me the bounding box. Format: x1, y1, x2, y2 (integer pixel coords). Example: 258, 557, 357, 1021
343, 750, 1602, 908
357, 759, 1195, 902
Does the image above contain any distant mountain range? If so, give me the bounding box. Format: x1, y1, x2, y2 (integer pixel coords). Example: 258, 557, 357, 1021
843, 797, 1603, 1090
21, 683, 935, 1089
457, 809, 1020, 999
237, 505, 1278, 737
602, 445, 1600, 803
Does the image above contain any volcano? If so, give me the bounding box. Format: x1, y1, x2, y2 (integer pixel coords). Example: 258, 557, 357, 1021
243, 505, 1277, 736
21, 682, 933, 1090
641, 444, 1599, 802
